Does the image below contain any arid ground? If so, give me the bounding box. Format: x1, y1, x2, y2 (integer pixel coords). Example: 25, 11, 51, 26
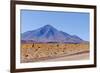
21, 43, 89, 63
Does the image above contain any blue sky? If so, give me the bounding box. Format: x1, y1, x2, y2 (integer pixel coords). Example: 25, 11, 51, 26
21, 10, 90, 41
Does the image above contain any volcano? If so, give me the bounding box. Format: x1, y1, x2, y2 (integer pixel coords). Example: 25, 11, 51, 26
21, 24, 84, 43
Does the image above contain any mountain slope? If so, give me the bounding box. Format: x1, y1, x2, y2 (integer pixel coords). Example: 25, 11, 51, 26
21, 24, 84, 43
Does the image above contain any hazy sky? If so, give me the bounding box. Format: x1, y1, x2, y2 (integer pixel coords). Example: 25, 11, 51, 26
21, 10, 90, 41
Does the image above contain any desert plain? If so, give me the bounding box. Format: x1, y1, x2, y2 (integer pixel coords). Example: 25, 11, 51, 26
21, 43, 89, 63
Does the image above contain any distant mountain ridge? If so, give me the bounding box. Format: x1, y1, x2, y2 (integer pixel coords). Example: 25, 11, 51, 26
21, 24, 85, 43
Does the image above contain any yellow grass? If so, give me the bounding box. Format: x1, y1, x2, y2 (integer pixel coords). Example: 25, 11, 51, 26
21, 43, 89, 63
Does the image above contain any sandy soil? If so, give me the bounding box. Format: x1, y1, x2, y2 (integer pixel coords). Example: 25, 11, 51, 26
21, 43, 89, 63
42, 51, 89, 62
